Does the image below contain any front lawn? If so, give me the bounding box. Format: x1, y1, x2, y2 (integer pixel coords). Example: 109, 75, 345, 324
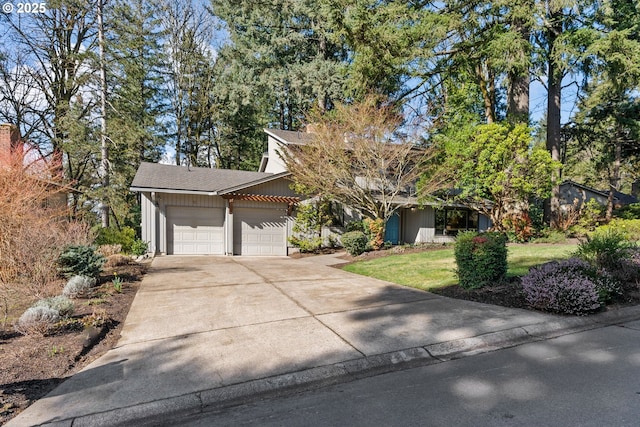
342, 243, 577, 291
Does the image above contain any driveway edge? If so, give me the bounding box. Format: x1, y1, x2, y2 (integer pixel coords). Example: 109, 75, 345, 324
46, 305, 640, 427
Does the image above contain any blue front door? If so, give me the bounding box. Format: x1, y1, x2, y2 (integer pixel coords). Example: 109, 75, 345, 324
384, 213, 400, 245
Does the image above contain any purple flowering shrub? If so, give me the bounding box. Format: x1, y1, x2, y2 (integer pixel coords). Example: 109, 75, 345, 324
521, 258, 619, 315
616, 248, 640, 283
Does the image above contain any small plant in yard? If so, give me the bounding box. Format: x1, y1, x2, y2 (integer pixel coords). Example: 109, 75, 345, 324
47, 345, 65, 357
521, 258, 619, 315
82, 308, 108, 329
63, 275, 97, 298
112, 273, 123, 293
454, 231, 508, 289
33, 296, 75, 317
57, 245, 105, 279
575, 229, 639, 282
15, 306, 61, 335
342, 231, 368, 256
130, 239, 149, 256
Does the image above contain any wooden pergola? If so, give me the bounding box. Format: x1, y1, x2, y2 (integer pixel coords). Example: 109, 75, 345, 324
221, 193, 300, 215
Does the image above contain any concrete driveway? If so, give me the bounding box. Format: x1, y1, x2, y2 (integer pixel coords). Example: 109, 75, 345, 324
10, 254, 638, 427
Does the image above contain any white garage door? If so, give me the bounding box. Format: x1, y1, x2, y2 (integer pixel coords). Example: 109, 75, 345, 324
167, 206, 224, 255
234, 208, 286, 256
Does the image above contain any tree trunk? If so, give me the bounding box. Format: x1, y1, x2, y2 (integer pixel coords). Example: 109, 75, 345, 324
506, 11, 531, 125
606, 137, 622, 221
545, 12, 562, 228
98, 0, 109, 228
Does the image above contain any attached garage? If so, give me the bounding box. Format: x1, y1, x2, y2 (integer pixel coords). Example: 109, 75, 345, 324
233, 208, 287, 256
132, 162, 299, 256
167, 206, 224, 255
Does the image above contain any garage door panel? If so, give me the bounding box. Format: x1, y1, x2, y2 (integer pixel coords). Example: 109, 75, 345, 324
167, 206, 224, 255
234, 208, 286, 256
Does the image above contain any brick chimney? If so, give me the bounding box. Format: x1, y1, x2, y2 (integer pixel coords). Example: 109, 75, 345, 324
0, 123, 21, 156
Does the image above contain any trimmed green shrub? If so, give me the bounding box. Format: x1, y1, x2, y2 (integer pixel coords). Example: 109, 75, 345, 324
57, 245, 105, 279
95, 226, 138, 254
613, 203, 640, 220
454, 231, 508, 289
345, 220, 366, 233
63, 275, 97, 298
130, 239, 149, 256
33, 296, 75, 317
342, 231, 368, 256
15, 306, 61, 335
522, 258, 619, 315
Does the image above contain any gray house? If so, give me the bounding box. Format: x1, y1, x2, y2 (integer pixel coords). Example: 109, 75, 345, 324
131, 128, 490, 256
559, 180, 638, 211
261, 129, 491, 245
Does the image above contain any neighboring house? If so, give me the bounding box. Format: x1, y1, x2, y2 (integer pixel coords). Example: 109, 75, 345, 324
559, 180, 638, 211
0, 123, 69, 210
262, 128, 491, 245
130, 162, 299, 256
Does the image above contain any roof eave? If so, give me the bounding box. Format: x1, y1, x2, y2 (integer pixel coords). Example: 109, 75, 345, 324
130, 186, 218, 196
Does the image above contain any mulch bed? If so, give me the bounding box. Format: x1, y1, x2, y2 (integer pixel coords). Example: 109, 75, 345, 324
0, 261, 147, 424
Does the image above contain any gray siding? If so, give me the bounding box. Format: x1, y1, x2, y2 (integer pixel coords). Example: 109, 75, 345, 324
140, 192, 156, 254
240, 178, 298, 197
403, 207, 436, 243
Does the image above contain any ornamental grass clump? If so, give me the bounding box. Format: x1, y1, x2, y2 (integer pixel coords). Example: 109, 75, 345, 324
15, 306, 61, 335
32, 295, 75, 317
62, 275, 97, 298
521, 258, 619, 315
454, 231, 508, 289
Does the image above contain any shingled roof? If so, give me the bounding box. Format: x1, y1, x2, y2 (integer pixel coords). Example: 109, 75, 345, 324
131, 162, 285, 194
263, 128, 315, 145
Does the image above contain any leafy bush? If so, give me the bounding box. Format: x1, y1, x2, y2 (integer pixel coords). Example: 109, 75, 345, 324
33, 295, 75, 317
613, 203, 640, 220
289, 235, 323, 253
454, 231, 508, 289
364, 218, 385, 250
342, 231, 368, 256
575, 229, 637, 272
593, 219, 640, 242
62, 275, 97, 298
130, 239, 149, 256
521, 258, 619, 315
95, 226, 138, 254
576, 199, 606, 231
503, 212, 533, 242
15, 306, 61, 335
57, 245, 105, 279
345, 220, 366, 233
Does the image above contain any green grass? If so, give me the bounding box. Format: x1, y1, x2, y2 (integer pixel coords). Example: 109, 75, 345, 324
343, 243, 577, 291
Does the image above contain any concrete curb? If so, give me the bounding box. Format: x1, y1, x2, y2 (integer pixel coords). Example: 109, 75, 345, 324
39, 305, 640, 427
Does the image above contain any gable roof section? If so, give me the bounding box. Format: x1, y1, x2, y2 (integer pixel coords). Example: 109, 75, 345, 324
264, 128, 315, 146
560, 179, 638, 206
130, 162, 290, 194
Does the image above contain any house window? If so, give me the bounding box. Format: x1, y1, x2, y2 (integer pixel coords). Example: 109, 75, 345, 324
435, 208, 479, 236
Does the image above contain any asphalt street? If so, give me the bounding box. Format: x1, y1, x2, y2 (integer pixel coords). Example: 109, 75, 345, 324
179, 321, 640, 427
